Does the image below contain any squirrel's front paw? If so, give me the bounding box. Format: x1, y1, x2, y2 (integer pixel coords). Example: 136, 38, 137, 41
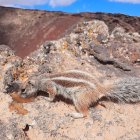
44, 97, 54, 102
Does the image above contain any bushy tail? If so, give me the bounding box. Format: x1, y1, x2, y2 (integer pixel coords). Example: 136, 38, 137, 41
106, 77, 140, 103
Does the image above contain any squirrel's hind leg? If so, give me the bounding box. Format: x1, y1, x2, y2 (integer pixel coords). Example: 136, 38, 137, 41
69, 104, 88, 119
68, 112, 85, 119
69, 93, 89, 119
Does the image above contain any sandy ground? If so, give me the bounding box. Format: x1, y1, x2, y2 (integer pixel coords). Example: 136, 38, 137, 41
0, 91, 140, 140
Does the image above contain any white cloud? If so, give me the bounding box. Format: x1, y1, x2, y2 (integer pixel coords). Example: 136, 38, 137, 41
0, 0, 77, 7
49, 0, 76, 7
109, 0, 140, 4
0, 0, 48, 7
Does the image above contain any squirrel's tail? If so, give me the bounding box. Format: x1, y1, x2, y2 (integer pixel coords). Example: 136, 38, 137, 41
105, 77, 140, 103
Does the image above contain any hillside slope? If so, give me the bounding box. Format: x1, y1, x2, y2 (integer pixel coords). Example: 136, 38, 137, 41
0, 6, 140, 57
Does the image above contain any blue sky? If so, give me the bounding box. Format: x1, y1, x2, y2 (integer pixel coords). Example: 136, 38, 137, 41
0, 0, 140, 16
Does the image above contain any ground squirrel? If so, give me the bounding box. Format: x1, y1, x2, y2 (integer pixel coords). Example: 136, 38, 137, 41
20, 70, 140, 118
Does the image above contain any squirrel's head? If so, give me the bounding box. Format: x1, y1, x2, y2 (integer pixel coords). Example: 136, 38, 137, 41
20, 78, 39, 98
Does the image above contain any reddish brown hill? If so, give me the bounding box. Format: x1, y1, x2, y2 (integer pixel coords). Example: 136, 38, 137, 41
0, 6, 140, 58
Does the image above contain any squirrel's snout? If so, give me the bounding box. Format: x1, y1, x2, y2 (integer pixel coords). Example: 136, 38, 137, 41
4, 84, 13, 93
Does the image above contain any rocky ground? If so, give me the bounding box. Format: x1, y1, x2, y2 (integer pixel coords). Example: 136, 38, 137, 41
0, 7, 140, 140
